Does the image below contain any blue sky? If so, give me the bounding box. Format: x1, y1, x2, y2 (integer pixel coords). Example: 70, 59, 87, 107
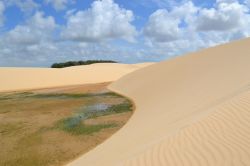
0, 0, 250, 67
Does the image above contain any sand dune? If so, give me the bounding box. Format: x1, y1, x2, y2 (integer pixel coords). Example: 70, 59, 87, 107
0, 63, 153, 92
68, 38, 250, 166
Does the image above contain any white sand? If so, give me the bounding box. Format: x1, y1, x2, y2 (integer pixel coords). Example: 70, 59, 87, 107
68, 38, 250, 166
0, 63, 153, 92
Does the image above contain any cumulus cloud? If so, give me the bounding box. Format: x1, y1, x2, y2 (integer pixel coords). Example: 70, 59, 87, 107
143, 0, 250, 61
45, 0, 75, 11
0, 0, 140, 67
0, 1, 5, 26
196, 2, 248, 31
145, 1, 250, 42
194, 1, 250, 42
0, 11, 59, 66
143, 9, 180, 42
61, 0, 137, 42
143, 1, 198, 43
1, 0, 250, 67
3, 11, 56, 45
144, 0, 250, 44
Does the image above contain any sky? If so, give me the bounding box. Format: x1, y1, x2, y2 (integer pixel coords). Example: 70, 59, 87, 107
0, 0, 250, 67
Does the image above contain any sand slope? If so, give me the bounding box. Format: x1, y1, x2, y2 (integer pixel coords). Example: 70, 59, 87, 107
0, 63, 153, 92
68, 38, 250, 166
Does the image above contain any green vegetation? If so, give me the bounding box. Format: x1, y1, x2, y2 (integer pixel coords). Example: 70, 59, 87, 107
56, 117, 116, 135
32, 92, 110, 99
51, 60, 117, 68
0, 123, 25, 136
77, 101, 133, 119
55, 99, 132, 135
32, 93, 94, 99
0, 92, 34, 100
0, 86, 133, 166
0, 91, 123, 100
31, 92, 128, 101
1, 131, 50, 166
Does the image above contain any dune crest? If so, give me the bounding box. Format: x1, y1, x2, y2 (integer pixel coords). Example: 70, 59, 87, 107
0, 63, 153, 92
68, 38, 250, 166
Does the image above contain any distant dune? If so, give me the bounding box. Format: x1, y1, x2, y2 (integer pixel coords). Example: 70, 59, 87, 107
0, 63, 153, 92
68, 38, 250, 166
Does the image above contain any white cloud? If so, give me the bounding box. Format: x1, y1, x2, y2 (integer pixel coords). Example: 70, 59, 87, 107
144, 0, 250, 45
29, 11, 56, 30
0, 0, 140, 67
0, 11, 59, 67
2, 11, 56, 45
61, 0, 137, 42
45, 0, 74, 11
143, 9, 181, 42
1, 0, 250, 67
0, 1, 5, 26
196, 2, 248, 31
4, 0, 38, 13
143, 0, 250, 61
216, 0, 238, 3
143, 1, 198, 43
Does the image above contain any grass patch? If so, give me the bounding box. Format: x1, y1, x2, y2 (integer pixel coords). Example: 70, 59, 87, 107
55, 117, 117, 135
1, 152, 50, 166
53, 94, 132, 135
1, 132, 48, 166
0, 123, 25, 136
0, 91, 124, 100
0, 85, 133, 166
0, 96, 12, 101
18, 132, 43, 147
0, 109, 11, 114
96, 92, 123, 97
32, 93, 93, 99
30, 92, 121, 99
107, 101, 133, 113
78, 101, 133, 119
0, 92, 92, 101
0, 92, 33, 100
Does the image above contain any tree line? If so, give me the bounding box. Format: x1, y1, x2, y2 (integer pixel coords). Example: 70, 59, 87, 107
51, 60, 117, 68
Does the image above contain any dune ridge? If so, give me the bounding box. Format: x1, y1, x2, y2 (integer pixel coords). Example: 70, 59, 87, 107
68, 38, 250, 166
121, 90, 250, 166
0, 63, 153, 92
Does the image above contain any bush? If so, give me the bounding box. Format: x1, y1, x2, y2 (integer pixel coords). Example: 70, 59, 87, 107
51, 60, 117, 68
